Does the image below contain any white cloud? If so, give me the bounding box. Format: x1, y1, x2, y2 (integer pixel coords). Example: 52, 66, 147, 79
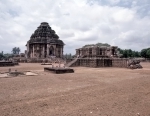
112, 8, 135, 23
0, 0, 150, 54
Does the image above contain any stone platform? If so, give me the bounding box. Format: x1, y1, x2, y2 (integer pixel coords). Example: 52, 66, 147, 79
41, 63, 52, 65
0, 61, 18, 67
44, 67, 74, 74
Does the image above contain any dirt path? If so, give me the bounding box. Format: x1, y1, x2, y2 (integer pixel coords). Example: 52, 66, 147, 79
0, 62, 150, 116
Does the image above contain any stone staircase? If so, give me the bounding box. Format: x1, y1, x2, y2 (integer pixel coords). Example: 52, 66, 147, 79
65, 58, 78, 67
65, 55, 86, 67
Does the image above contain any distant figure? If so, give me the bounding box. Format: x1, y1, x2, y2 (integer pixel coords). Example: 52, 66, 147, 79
8, 68, 11, 73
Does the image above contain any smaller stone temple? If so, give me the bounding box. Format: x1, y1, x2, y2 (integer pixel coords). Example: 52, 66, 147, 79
76, 43, 118, 58
66, 43, 127, 68
26, 22, 64, 58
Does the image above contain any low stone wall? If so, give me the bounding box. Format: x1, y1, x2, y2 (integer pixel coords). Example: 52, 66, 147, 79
71, 58, 128, 68
112, 58, 128, 68
0, 61, 19, 67
17, 58, 65, 63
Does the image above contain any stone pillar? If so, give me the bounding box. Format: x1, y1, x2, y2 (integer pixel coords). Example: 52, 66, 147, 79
60, 47, 63, 58
43, 45, 45, 58
30, 51, 32, 58
92, 47, 96, 57
85, 48, 87, 56
27, 42, 29, 58
82, 49, 84, 56
36, 44, 40, 58
55, 46, 58, 57
62, 46, 64, 58
33, 45, 34, 58
47, 44, 49, 57
53, 45, 56, 56
87, 48, 89, 56
110, 47, 113, 56
102, 48, 105, 56
80, 49, 82, 56
79, 49, 81, 56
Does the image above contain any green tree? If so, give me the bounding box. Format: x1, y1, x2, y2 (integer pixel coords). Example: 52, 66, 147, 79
123, 49, 128, 58
12, 47, 20, 54
127, 49, 132, 57
118, 48, 140, 58
12, 47, 17, 54
146, 49, 150, 58
141, 49, 147, 58
134, 51, 140, 57
0, 53, 4, 60
16, 47, 20, 54
118, 48, 123, 54
0, 51, 5, 60
3, 53, 13, 59
132, 51, 136, 57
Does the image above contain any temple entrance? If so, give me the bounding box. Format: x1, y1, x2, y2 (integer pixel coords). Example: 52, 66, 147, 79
89, 48, 92, 57
49, 46, 54, 56
112, 49, 115, 55
104, 59, 112, 67
100, 49, 102, 55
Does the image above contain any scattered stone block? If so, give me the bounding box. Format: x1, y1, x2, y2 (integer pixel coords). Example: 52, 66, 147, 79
44, 67, 74, 74
25, 72, 38, 76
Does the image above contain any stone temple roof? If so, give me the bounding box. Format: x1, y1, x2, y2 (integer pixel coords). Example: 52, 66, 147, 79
28, 22, 64, 45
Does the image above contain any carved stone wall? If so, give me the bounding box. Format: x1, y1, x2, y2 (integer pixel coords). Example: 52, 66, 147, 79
71, 58, 128, 68
76, 46, 118, 58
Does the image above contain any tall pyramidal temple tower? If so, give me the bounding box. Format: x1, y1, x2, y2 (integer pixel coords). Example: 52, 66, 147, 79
26, 22, 64, 58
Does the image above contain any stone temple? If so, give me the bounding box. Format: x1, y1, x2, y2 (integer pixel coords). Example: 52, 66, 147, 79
26, 22, 64, 58
76, 43, 118, 58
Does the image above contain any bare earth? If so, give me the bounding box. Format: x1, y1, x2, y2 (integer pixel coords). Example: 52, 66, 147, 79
0, 62, 150, 116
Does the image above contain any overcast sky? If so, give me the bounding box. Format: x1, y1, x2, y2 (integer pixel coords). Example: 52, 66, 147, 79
0, 0, 150, 54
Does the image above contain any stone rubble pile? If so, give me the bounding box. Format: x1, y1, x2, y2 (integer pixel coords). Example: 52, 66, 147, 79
128, 59, 143, 69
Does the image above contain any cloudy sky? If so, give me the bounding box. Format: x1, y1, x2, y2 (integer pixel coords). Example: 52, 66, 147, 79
0, 0, 150, 54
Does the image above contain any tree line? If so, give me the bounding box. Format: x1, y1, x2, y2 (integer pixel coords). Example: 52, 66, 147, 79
0, 51, 14, 60
140, 48, 150, 58
0, 47, 21, 60
118, 48, 150, 58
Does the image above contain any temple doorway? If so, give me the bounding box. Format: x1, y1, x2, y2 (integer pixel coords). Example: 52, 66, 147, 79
79, 50, 80, 56
49, 46, 54, 56
112, 49, 115, 55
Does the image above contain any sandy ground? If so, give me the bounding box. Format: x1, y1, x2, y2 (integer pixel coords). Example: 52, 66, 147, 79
0, 62, 150, 116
